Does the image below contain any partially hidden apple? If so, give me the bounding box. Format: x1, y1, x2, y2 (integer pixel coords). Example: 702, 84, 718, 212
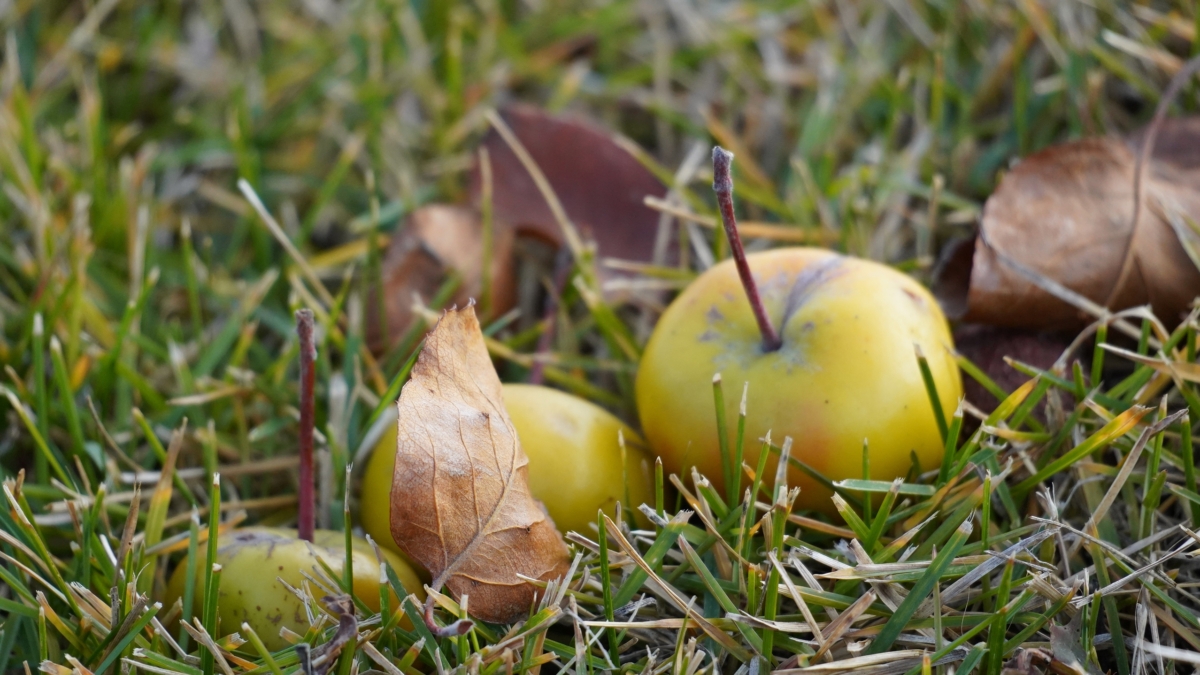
635, 149, 961, 513
163, 527, 425, 651
362, 383, 655, 552
163, 311, 425, 651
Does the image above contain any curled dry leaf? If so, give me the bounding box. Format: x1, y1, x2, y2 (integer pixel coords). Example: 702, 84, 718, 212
373, 105, 667, 352
1048, 611, 1104, 675
306, 595, 357, 675
467, 104, 669, 268
367, 205, 515, 354
934, 118, 1200, 331
389, 304, 570, 624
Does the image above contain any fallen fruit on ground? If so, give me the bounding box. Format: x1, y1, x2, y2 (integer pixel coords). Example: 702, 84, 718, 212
636, 149, 961, 514
363, 383, 654, 548
388, 305, 571, 624
638, 248, 961, 512
163, 527, 425, 651
504, 383, 655, 534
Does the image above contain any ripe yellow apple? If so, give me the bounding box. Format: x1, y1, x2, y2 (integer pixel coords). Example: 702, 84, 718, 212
636, 248, 961, 513
361, 384, 655, 551
164, 527, 424, 650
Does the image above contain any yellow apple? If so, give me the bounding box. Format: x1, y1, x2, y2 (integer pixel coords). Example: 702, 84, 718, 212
164, 527, 424, 650
635, 247, 960, 513
361, 384, 655, 553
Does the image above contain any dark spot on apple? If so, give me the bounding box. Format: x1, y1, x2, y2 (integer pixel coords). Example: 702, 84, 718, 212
780, 256, 846, 329
902, 287, 926, 310
706, 306, 724, 323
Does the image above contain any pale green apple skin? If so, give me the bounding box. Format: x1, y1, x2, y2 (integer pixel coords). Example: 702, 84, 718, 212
636, 248, 961, 513
163, 527, 424, 651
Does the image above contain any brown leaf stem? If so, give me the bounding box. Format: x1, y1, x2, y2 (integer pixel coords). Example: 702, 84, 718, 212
712, 146, 783, 352
1107, 53, 1200, 309
296, 308, 316, 543
423, 594, 474, 637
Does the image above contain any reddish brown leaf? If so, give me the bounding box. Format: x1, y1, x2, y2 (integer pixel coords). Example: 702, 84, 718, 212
934, 121, 1200, 331
367, 205, 515, 354
467, 104, 669, 265
373, 106, 668, 352
388, 304, 570, 624
953, 324, 1075, 418
468, 102, 674, 318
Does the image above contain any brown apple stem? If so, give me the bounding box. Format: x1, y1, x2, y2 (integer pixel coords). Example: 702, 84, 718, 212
712, 146, 782, 352
296, 308, 316, 543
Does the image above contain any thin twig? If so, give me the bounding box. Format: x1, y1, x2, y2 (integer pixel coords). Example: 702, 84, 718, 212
296, 309, 316, 543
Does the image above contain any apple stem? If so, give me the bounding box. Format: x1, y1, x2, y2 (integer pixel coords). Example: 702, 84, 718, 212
711, 146, 783, 353
296, 308, 316, 543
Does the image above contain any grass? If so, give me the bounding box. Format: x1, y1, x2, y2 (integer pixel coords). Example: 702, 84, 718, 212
4, 0, 1200, 673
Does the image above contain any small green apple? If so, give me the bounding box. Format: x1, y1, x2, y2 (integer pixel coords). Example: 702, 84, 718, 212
163, 527, 424, 651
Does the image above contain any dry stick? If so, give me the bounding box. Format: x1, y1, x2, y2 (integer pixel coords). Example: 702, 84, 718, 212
711, 147, 783, 353
296, 309, 317, 543
529, 251, 574, 386
1106, 53, 1200, 308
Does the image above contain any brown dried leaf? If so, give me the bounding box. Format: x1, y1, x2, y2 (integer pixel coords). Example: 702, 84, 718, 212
934, 120, 1200, 330
367, 205, 515, 354
388, 304, 570, 624
373, 106, 667, 352
468, 104, 669, 264
308, 595, 357, 675
953, 324, 1075, 411
1048, 612, 1103, 675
